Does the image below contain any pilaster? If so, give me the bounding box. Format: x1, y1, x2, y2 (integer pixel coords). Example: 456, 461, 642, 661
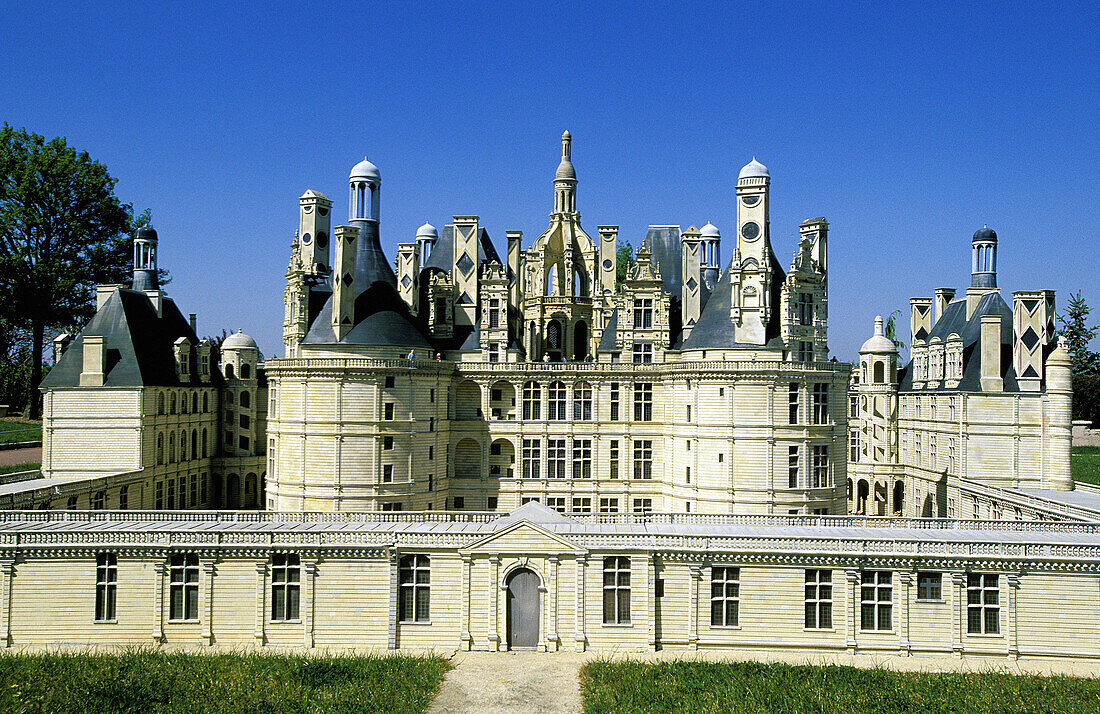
845, 569, 859, 653
951, 572, 966, 656
0, 561, 13, 647
688, 565, 702, 650
898, 570, 912, 655
1006, 574, 1020, 659
201, 559, 216, 645
489, 556, 500, 650
575, 556, 587, 651
548, 556, 560, 650
460, 555, 472, 650
254, 561, 266, 645
303, 561, 318, 648
387, 548, 398, 649
152, 560, 166, 644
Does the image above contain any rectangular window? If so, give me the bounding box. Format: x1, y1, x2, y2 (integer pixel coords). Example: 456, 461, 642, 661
860, 571, 893, 631
711, 566, 740, 627
572, 439, 592, 479
804, 569, 832, 629
609, 440, 620, 479
609, 383, 620, 421
453, 496, 464, 509
155, 481, 163, 509
489, 299, 500, 329
632, 343, 653, 363
547, 438, 567, 479
189, 474, 197, 507
788, 383, 799, 424
522, 382, 541, 420
119, 485, 129, 510
522, 439, 541, 479
811, 383, 829, 424
95, 553, 117, 622
949, 439, 957, 473
633, 298, 653, 329
428, 445, 434, 460
384, 402, 395, 420
798, 292, 814, 326
381, 502, 403, 511
602, 557, 631, 624
167, 479, 175, 510
169, 553, 199, 621
600, 497, 619, 513
271, 554, 300, 621
633, 439, 653, 480
850, 429, 859, 463
571, 497, 591, 513
632, 498, 652, 514
383, 464, 393, 483
917, 572, 942, 601
849, 395, 858, 419
929, 435, 937, 470
547, 496, 566, 513
430, 388, 435, 403
812, 445, 829, 488
398, 555, 430, 622
967, 574, 1000, 634
788, 446, 799, 488
798, 340, 814, 362
686, 404, 691, 422
633, 382, 653, 421
385, 375, 395, 389
239, 435, 249, 451
384, 436, 394, 450
487, 496, 497, 510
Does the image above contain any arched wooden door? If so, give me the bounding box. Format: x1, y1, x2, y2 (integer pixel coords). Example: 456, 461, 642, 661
506, 568, 540, 650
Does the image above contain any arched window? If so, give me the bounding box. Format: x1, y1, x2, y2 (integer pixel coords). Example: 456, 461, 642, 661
241, 363, 251, 379
240, 391, 250, 409
547, 381, 566, 420
202, 392, 208, 412
522, 381, 541, 420
181, 392, 189, 414
225, 391, 234, 405
225, 363, 235, 379
192, 393, 198, 413
170, 392, 177, 414
873, 361, 885, 384
180, 430, 188, 461
157, 433, 164, 465
546, 264, 557, 296
169, 432, 176, 463
191, 429, 198, 460
573, 381, 593, 420
202, 428, 208, 458
157, 392, 165, 414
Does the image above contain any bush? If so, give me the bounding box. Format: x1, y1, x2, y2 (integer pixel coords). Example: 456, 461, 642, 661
1074, 374, 1100, 427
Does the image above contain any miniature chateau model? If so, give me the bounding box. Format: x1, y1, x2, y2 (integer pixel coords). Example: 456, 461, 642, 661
2, 133, 1098, 662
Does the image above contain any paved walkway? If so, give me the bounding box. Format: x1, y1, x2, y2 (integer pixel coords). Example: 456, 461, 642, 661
427, 651, 588, 714
0, 446, 40, 467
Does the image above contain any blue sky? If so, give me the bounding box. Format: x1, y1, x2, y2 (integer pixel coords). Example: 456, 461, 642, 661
5, 1, 1099, 360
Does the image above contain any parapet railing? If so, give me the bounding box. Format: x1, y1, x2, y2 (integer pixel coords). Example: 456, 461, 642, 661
265, 357, 851, 376
957, 480, 1100, 522
0, 509, 1098, 533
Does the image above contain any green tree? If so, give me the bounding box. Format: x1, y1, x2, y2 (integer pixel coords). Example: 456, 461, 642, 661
883, 309, 907, 360
0, 125, 135, 418
1057, 291, 1100, 376
615, 239, 634, 290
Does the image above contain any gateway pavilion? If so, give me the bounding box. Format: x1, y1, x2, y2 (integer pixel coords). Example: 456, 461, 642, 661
2, 133, 1098, 663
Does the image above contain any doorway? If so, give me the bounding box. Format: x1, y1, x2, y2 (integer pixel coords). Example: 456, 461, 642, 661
506, 568, 540, 650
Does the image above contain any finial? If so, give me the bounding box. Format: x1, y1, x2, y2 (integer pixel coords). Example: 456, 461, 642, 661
874, 315, 884, 336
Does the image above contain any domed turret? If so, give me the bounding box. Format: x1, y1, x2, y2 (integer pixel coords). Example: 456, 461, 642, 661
222, 329, 258, 350
700, 221, 720, 238
973, 226, 997, 243
350, 157, 380, 182
555, 130, 576, 181
738, 157, 769, 180
860, 315, 897, 354
416, 221, 438, 263
132, 225, 159, 291
971, 224, 998, 289
553, 131, 577, 213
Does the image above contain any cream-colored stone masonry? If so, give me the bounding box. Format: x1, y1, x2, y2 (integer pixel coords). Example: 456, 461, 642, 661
264, 354, 850, 515
2, 509, 1100, 664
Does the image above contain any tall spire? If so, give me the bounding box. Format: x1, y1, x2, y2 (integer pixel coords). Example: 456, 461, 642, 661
553, 130, 577, 214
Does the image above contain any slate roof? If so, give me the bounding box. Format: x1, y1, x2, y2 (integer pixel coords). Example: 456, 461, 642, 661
641, 226, 682, 297
421, 225, 501, 273
41, 288, 214, 389
679, 249, 786, 351
898, 291, 1040, 393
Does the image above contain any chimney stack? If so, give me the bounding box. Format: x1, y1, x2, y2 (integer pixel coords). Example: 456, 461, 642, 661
979, 314, 1003, 392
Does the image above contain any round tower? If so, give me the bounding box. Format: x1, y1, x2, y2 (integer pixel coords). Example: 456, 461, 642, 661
132, 226, 159, 291
971, 225, 997, 289
854, 316, 901, 515
1045, 340, 1073, 490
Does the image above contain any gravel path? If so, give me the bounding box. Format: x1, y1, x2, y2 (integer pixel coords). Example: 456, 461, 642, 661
427, 651, 587, 714
0, 446, 40, 467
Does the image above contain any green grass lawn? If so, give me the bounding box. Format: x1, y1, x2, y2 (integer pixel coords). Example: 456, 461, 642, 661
0, 649, 451, 714
0, 417, 41, 444
1073, 446, 1100, 487
0, 462, 39, 476
581, 659, 1100, 714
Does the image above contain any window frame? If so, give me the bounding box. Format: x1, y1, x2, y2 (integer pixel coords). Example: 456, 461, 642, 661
859, 571, 893, 631
966, 573, 1000, 635
916, 572, 943, 602
710, 566, 740, 627
804, 569, 833, 630
168, 553, 200, 622
271, 553, 301, 622
398, 554, 431, 623
95, 552, 117, 622
602, 556, 632, 625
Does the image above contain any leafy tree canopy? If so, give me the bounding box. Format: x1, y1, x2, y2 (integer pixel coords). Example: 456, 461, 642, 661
0, 124, 138, 417
883, 309, 906, 360
615, 239, 634, 290
1057, 291, 1100, 376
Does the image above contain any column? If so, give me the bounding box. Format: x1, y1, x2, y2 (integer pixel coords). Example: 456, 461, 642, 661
951, 572, 966, 656
152, 560, 166, 644
303, 560, 318, 648
898, 571, 912, 655
460, 556, 472, 650
845, 569, 859, 653
254, 561, 266, 645
201, 559, 216, 646
387, 548, 398, 649
0, 561, 13, 647
1006, 574, 1020, 659
539, 572, 549, 653
646, 555, 655, 651
575, 556, 587, 651
488, 556, 500, 651
548, 556, 559, 650
689, 565, 701, 650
